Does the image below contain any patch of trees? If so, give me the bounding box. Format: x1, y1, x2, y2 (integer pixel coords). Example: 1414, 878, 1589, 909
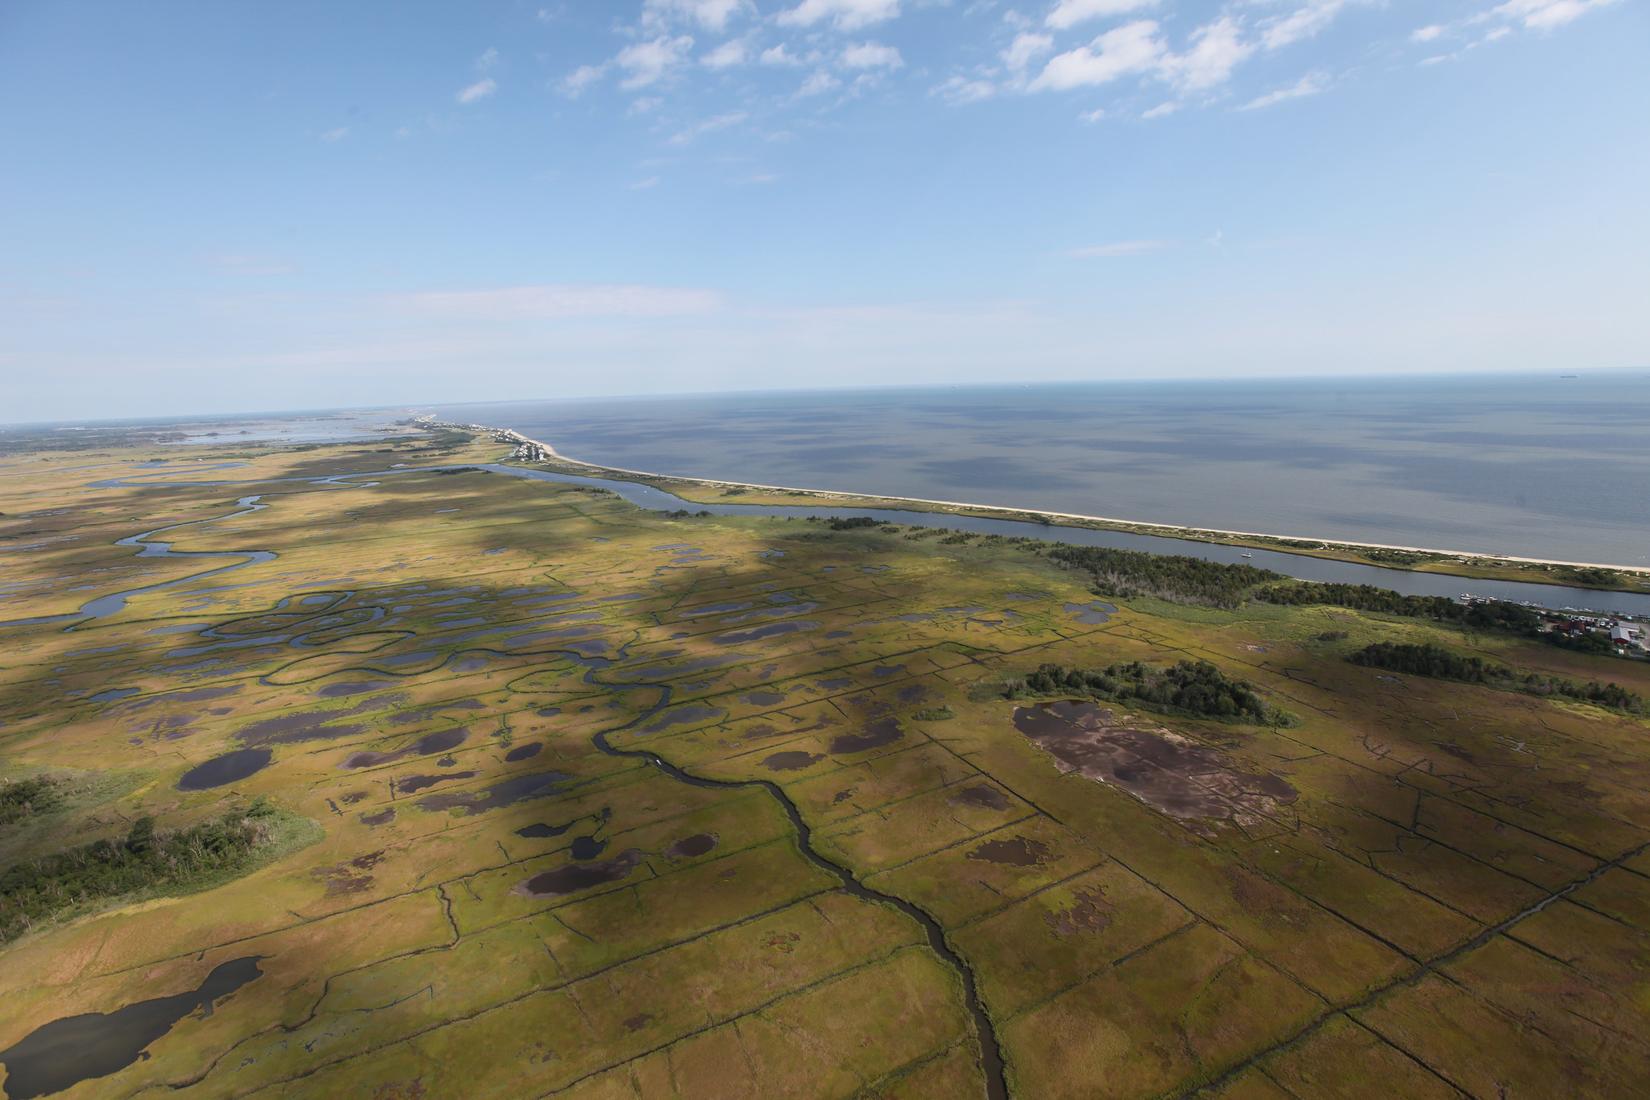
1006, 660, 1278, 723
821, 516, 880, 531
1043, 545, 1278, 608
1, 777, 62, 828
1255, 583, 1540, 630
0, 800, 286, 944
1350, 642, 1643, 715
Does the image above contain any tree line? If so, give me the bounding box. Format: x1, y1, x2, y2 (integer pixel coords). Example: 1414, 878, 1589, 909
1349, 642, 1643, 714
1006, 659, 1280, 723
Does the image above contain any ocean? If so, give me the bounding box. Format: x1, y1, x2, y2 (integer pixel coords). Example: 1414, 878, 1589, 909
434, 373, 1650, 567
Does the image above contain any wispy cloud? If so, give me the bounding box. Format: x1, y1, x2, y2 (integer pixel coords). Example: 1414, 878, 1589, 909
1069, 240, 1169, 258
644, 0, 752, 33
933, 75, 997, 104
1046, 0, 1161, 32
777, 0, 900, 32
841, 41, 903, 69
319, 126, 349, 143
1032, 21, 1166, 91
457, 77, 497, 104
617, 36, 696, 89
701, 36, 752, 69
1241, 71, 1330, 110
398, 284, 721, 318
667, 110, 749, 145
1493, 0, 1621, 31
1260, 1, 1350, 52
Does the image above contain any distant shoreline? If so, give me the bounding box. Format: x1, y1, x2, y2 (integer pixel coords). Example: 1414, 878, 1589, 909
421, 417, 1650, 584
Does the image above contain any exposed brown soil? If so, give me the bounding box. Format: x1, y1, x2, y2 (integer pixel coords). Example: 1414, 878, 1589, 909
1044, 887, 1114, 936
968, 836, 1051, 867
1012, 701, 1296, 829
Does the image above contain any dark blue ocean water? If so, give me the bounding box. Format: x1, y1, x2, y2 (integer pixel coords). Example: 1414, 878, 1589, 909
436, 374, 1650, 566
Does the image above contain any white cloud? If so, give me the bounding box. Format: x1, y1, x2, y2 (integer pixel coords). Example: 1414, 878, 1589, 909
401, 285, 720, 318
562, 63, 609, 96
1141, 100, 1178, 119
1411, 24, 1447, 42
701, 36, 751, 68
643, 0, 751, 32
320, 126, 349, 142
1163, 16, 1252, 91
476, 47, 500, 71
667, 110, 749, 144
1002, 32, 1053, 72
1069, 239, 1168, 257
778, 0, 901, 32
1493, 0, 1621, 31
628, 176, 662, 190
456, 77, 497, 104
760, 43, 807, 66
1078, 106, 1106, 123
1032, 20, 1165, 90
1045, 0, 1160, 32
841, 41, 904, 68
617, 35, 695, 89
1261, 1, 1348, 51
798, 69, 843, 96
933, 74, 998, 103
1240, 70, 1329, 110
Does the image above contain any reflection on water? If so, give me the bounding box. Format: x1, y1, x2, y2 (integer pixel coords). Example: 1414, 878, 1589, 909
436, 374, 1650, 565
0, 956, 264, 1099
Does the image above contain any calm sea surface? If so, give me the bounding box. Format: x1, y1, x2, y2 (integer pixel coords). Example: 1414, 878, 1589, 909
435, 374, 1650, 566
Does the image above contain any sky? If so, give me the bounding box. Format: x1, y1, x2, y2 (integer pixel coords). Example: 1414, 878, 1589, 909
1, 0, 1646, 422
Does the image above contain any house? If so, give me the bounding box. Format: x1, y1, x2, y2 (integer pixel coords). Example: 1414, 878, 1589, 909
1611, 623, 1645, 650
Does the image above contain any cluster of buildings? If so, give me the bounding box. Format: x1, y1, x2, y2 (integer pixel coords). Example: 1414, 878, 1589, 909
1543, 611, 1647, 655
1610, 622, 1647, 653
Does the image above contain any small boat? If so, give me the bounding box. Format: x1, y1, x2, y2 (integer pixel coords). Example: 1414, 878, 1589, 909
1240, 552, 1254, 559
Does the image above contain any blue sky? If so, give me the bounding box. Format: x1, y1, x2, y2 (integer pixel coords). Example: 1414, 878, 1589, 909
1, 0, 1646, 422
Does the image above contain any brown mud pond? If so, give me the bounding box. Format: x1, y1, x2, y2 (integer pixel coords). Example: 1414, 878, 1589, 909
418, 769, 575, 813
968, 836, 1051, 867
1012, 701, 1297, 826
668, 833, 718, 858
393, 771, 476, 795
569, 835, 607, 860
515, 849, 643, 898
0, 956, 264, 1099
515, 820, 572, 839
829, 717, 903, 755
177, 748, 271, 790
761, 751, 823, 772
